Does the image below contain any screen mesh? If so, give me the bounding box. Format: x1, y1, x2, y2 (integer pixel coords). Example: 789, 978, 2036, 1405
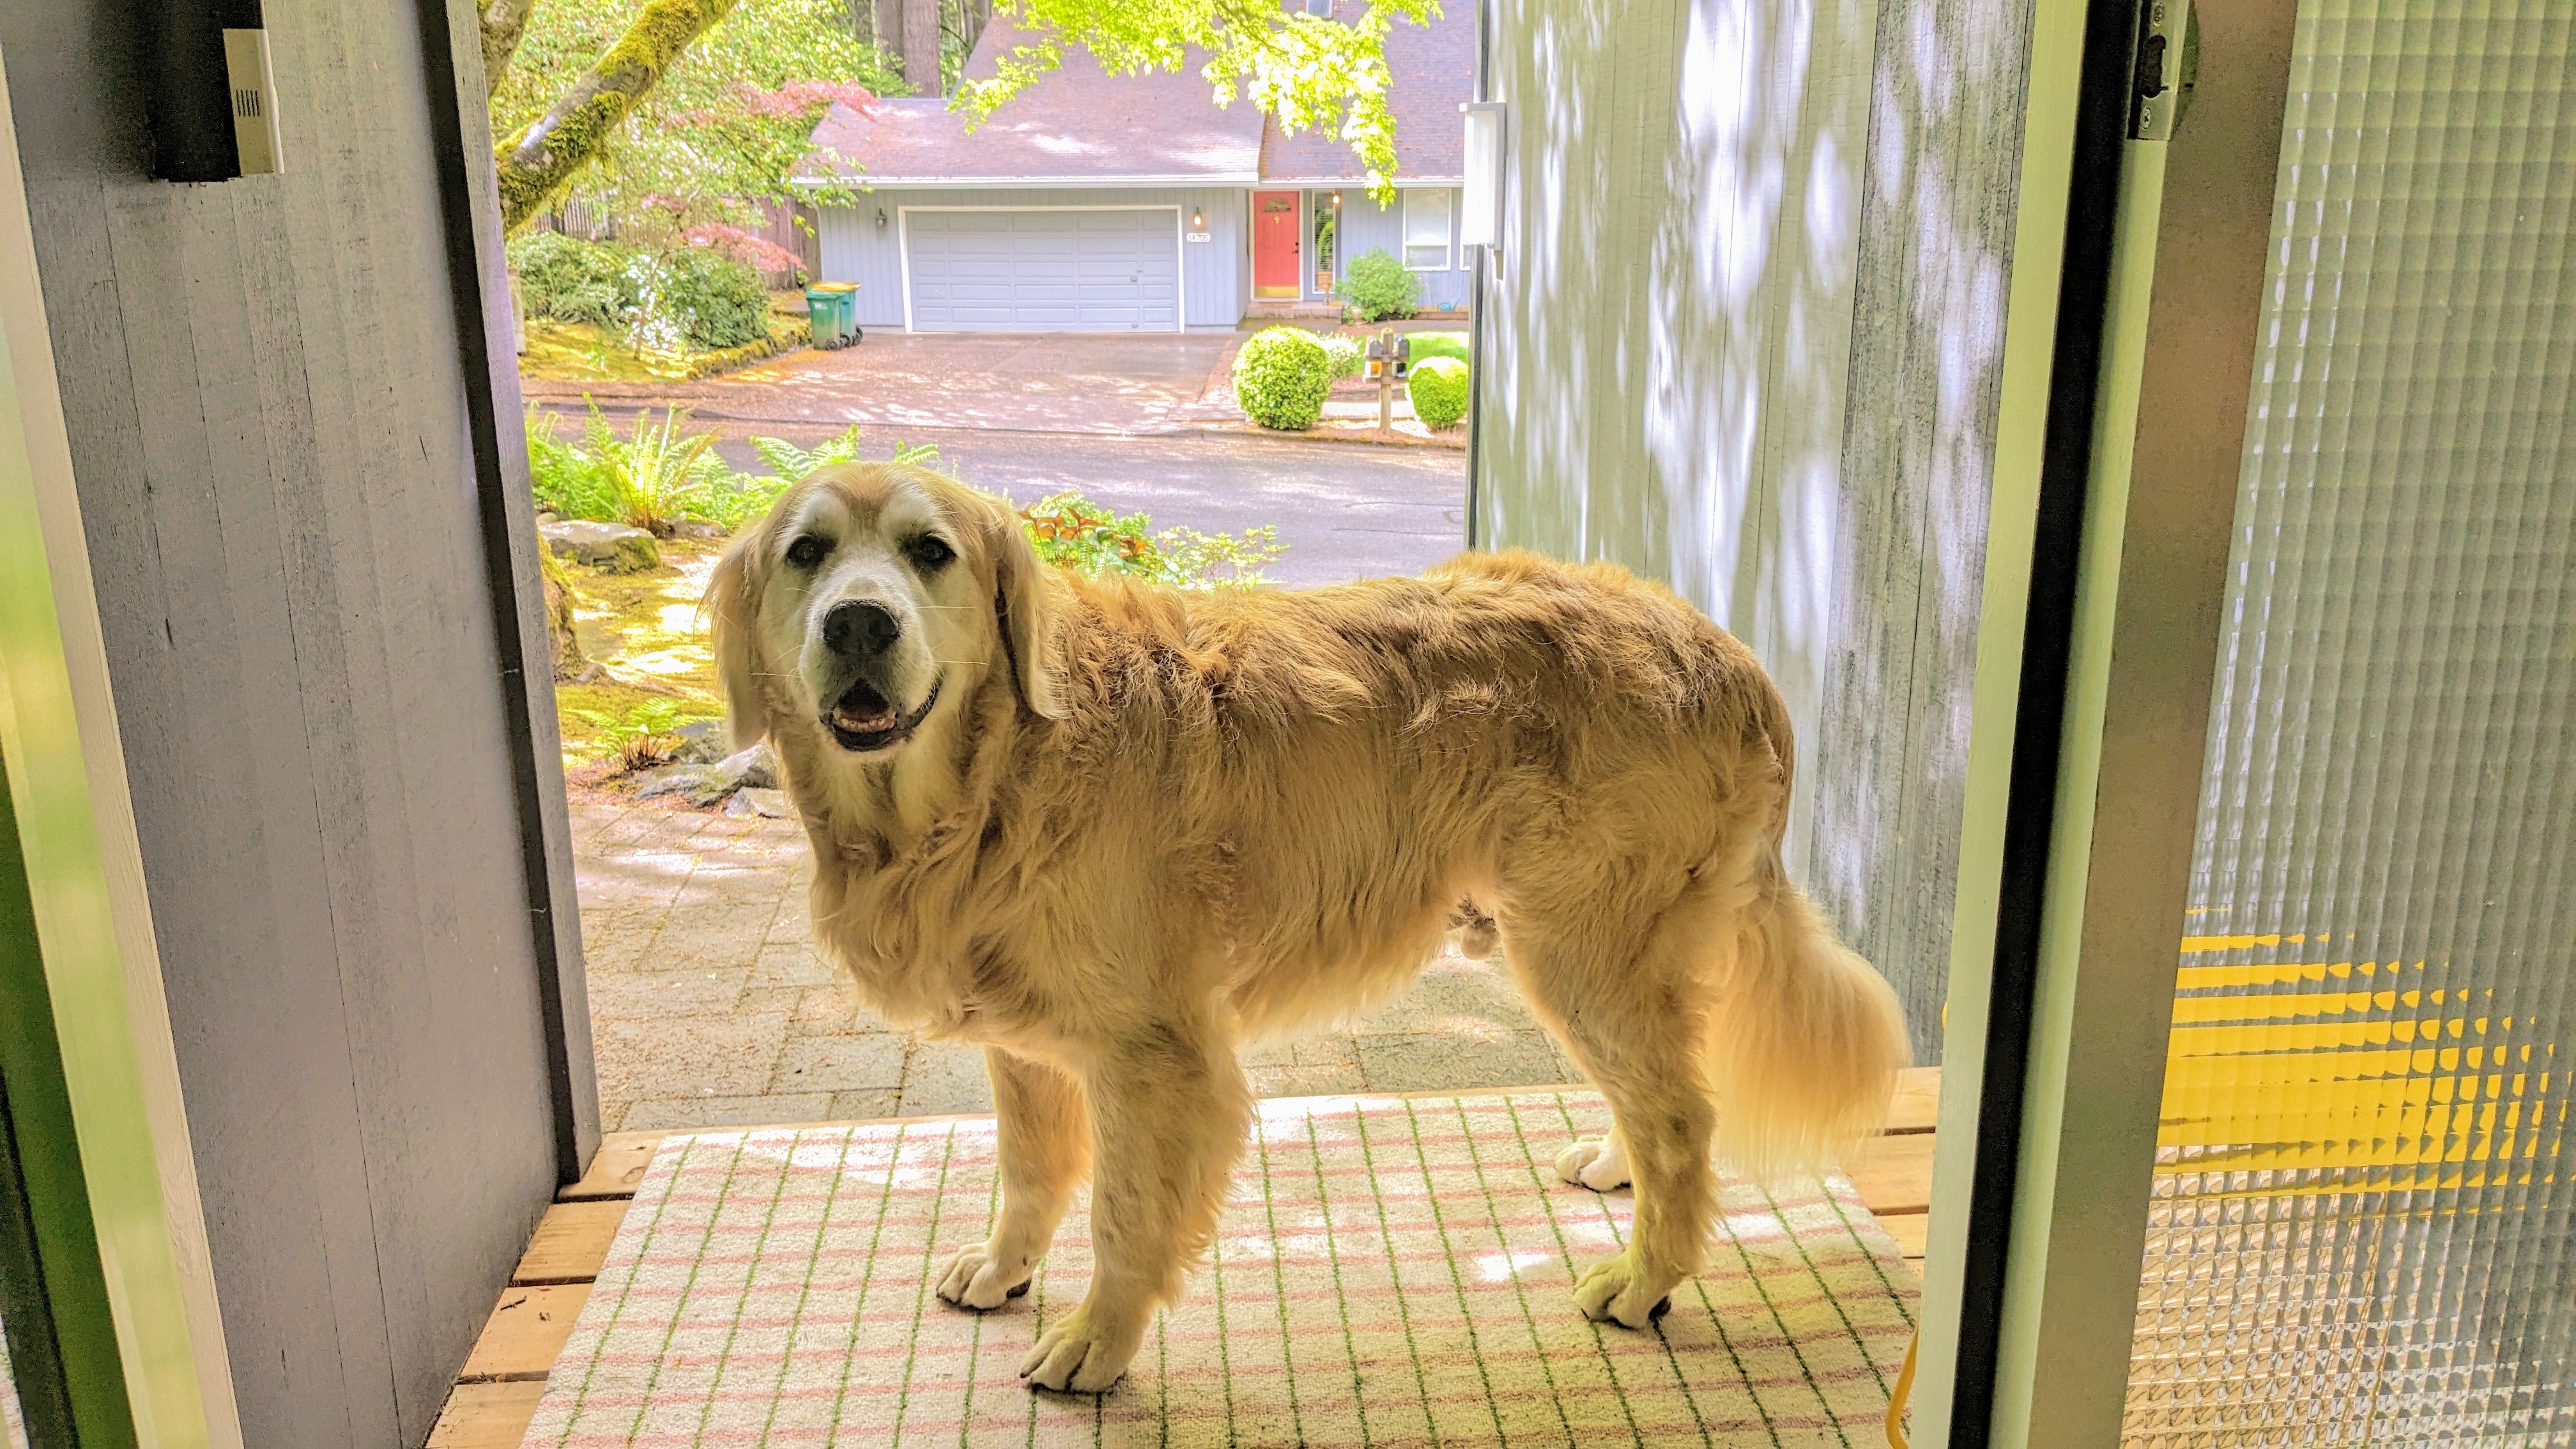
2120, 0, 2576, 1441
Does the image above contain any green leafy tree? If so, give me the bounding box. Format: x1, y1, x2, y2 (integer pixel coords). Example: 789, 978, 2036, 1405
484, 0, 1429, 234
486, 0, 898, 233
966, 0, 1434, 199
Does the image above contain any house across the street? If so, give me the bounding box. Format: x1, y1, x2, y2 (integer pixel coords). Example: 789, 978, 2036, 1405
796, 4, 1471, 333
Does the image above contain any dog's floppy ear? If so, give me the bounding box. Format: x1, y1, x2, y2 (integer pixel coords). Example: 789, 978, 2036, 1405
708, 526, 770, 749
968, 486, 1066, 721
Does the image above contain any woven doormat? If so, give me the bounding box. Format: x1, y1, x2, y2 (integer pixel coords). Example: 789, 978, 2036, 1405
521, 1091, 1916, 1446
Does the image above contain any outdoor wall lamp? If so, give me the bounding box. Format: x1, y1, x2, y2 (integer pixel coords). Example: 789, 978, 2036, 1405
1459, 100, 1508, 250
875, 207, 888, 230
1190, 210, 1205, 229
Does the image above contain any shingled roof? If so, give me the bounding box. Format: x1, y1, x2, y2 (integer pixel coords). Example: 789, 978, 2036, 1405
800, 11, 1470, 187
1258, 1, 1471, 183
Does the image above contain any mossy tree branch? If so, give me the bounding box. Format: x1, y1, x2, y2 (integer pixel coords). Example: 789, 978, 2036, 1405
494, 0, 742, 232
480, 0, 541, 95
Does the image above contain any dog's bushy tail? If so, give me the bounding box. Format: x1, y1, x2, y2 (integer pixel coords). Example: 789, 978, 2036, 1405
1701, 855, 1911, 1181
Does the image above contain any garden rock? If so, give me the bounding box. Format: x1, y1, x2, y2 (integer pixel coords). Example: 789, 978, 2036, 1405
632, 740, 778, 807
670, 719, 731, 764
542, 519, 660, 574
725, 787, 792, 819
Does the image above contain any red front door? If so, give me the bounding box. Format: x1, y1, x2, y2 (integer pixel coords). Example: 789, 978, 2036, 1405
1252, 191, 1301, 296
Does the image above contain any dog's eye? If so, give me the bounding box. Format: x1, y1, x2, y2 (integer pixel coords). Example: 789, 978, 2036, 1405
906, 535, 956, 571
785, 534, 830, 569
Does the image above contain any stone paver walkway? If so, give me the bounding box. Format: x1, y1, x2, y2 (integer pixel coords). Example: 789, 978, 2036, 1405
574, 794, 1579, 1132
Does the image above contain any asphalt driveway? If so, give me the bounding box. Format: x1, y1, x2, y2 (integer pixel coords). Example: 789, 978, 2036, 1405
525, 331, 1240, 435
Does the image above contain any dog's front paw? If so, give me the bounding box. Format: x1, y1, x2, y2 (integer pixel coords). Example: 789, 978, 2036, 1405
935, 1242, 1036, 1311
1572, 1249, 1679, 1330
1556, 1136, 1630, 1191
1019, 1301, 1144, 1393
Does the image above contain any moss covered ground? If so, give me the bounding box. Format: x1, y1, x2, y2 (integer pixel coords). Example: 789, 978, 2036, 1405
553, 537, 726, 769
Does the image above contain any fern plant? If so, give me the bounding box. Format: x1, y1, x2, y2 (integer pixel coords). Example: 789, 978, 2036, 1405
747, 424, 866, 478
585, 403, 718, 538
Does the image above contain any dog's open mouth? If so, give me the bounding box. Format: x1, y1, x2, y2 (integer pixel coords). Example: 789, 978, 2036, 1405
822, 678, 940, 754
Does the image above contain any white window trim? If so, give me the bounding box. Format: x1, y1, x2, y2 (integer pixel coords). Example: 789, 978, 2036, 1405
1402, 187, 1455, 272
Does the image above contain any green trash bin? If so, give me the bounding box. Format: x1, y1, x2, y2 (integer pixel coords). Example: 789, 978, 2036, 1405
806, 282, 859, 349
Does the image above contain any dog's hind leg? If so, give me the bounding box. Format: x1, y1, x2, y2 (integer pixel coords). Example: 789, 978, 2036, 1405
1502, 900, 1721, 1330
1020, 1016, 1251, 1393
940, 1049, 1089, 1310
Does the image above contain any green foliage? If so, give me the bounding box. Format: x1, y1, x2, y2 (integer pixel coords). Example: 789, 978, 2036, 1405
1342, 248, 1419, 323
491, 0, 901, 234
748, 423, 865, 477
566, 696, 689, 770
1020, 491, 1283, 589
1232, 326, 1334, 431
527, 402, 620, 519
510, 232, 639, 327
1321, 332, 1366, 380
592, 405, 721, 534
1405, 330, 1469, 365
959, 0, 1436, 201
624, 247, 769, 354
1407, 355, 1469, 429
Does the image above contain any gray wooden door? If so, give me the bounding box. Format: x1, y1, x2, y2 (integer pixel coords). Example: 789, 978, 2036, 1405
905, 209, 1180, 332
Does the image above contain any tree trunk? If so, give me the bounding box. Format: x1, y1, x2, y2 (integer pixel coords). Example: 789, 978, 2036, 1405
479, 0, 539, 95
901, 0, 941, 93
493, 0, 740, 233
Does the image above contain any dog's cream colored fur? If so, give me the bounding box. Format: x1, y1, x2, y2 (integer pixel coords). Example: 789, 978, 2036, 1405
712, 464, 1909, 1393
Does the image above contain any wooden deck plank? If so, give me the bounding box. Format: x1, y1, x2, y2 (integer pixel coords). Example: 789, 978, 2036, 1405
427, 1381, 548, 1448
459, 1283, 591, 1383
1878, 1211, 1929, 1262
559, 1131, 660, 1200
512, 1200, 630, 1285
1885, 1066, 1940, 1134
1844, 1131, 1935, 1217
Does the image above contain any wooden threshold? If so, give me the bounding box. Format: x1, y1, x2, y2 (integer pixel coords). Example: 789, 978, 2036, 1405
430, 1067, 1942, 1442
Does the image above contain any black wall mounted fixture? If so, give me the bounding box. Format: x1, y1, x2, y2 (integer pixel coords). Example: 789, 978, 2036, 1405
146, 0, 281, 181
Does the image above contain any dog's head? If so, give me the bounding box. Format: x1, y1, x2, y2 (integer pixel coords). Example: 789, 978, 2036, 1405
709, 463, 1064, 765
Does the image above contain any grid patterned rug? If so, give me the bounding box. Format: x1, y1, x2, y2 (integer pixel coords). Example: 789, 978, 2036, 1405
521, 1091, 1917, 1446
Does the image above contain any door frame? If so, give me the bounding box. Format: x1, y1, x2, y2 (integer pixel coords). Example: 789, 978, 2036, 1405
0, 44, 242, 1446
896, 204, 1188, 334
1250, 188, 1303, 299
1915, 0, 2301, 1441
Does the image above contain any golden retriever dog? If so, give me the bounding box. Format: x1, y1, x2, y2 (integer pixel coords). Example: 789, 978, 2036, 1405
710, 463, 1909, 1394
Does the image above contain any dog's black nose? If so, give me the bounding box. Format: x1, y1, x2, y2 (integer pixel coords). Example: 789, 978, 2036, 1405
823, 600, 900, 657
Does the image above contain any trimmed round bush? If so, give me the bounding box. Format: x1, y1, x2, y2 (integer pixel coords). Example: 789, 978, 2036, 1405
1408, 355, 1470, 429
1343, 248, 1420, 322
1321, 332, 1367, 380
1232, 326, 1334, 431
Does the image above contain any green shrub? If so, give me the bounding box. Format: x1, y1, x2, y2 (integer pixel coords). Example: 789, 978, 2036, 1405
1232, 326, 1334, 430
1321, 332, 1366, 380
1020, 491, 1284, 588
1406, 330, 1470, 366
509, 232, 636, 330
625, 247, 769, 354
526, 403, 619, 520
1343, 249, 1420, 323
1408, 355, 1470, 429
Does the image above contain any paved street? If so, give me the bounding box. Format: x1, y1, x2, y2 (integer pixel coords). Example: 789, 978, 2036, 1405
574, 795, 1579, 1132
751, 426, 1467, 587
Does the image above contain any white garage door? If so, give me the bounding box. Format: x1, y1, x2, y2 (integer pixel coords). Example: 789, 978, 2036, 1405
904, 209, 1181, 332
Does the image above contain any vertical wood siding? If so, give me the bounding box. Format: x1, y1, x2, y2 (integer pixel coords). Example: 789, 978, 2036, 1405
817, 187, 1248, 327
1475, 0, 2029, 1058
1, 0, 582, 1440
